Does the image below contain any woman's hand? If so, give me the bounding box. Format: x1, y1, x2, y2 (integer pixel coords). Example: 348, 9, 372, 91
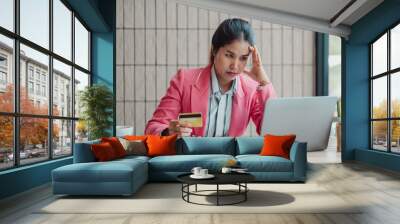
168, 120, 193, 137
244, 46, 270, 86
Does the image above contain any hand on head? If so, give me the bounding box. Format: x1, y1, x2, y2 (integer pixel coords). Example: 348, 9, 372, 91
243, 45, 270, 86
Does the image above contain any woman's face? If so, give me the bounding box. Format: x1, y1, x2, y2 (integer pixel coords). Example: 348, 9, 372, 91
213, 39, 251, 84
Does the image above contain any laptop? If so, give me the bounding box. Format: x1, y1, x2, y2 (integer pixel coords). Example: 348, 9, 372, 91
261, 96, 338, 151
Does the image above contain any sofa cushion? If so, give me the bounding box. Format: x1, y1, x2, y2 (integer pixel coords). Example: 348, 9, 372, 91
119, 138, 147, 156
260, 134, 296, 159
147, 135, 178, 157
115, 155, 150, 163
73, 140, 100, 163
235, 137, 263, 155
148, 154, 235, 172
236, 155, 293, 172
177, 137, 235, 155
124, 135, 147, 141
53, 158, 147, 183
91, 142, 118, 161
101, 137, 127, 158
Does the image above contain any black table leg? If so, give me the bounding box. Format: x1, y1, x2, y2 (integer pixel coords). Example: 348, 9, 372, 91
188, 184, 191, 202
181, 184, 183, 199
245, 183, 247, 201
216, 184, 219, 206
179, 182, 251, 206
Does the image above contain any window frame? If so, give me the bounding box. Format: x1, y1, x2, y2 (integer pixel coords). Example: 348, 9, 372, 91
370, 21, 400, 154
0, 0, 92, 171
0, 70, 7, 85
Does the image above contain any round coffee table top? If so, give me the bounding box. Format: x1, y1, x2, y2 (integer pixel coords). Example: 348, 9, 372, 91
177, 172, 255, 185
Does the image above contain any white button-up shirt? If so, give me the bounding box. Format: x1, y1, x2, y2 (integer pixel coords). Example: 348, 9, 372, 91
205, 66, 237, 137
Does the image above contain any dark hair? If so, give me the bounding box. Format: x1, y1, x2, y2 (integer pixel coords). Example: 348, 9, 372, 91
209, 18, 255, 64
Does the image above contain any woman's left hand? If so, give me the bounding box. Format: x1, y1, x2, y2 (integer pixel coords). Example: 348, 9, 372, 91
244, 46, 270, 86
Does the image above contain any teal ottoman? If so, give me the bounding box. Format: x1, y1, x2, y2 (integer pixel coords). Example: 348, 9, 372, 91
52, 156, 148, 196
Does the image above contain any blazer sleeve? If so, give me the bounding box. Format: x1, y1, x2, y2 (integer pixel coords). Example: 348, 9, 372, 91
250, 83, 277, 135
144, 69, 184, 135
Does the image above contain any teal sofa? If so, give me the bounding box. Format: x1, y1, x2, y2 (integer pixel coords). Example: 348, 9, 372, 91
52, 137, 307, 196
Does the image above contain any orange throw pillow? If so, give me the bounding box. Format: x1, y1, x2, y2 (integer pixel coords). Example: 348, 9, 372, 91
101, 137, 127, 158
91, 142, 117, 161
146, 134, 178, 157
124, 135, 147, 141
260, 134, 296, 159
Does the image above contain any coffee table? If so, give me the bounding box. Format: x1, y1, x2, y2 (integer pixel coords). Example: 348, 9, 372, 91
177, 172, 255, 206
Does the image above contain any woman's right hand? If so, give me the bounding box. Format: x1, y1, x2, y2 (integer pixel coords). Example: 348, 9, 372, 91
168, 120, 193, 137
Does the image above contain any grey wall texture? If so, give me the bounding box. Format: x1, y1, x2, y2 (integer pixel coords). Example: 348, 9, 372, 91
116, 0, 316, 136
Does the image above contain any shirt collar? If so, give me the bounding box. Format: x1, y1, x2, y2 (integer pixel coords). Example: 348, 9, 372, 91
211, 66, 237, 95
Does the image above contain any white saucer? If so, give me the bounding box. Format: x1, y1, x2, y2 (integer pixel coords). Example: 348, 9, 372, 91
190, 174, 215, 179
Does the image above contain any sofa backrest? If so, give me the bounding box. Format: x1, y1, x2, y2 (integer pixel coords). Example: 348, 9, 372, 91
73, 140, 100, 163
177, 137, 236, 155
235, 136, 263, 155
74, 136, 269, 161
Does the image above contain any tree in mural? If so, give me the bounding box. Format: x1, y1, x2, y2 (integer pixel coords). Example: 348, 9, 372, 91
391, 99, 400, 143
372, 99, 400, 144
372, 100, 387, 141
0, 85, 13, 150
0, 84, 60, 152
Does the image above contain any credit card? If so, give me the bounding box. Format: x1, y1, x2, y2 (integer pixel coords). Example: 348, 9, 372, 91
178, 113, 203, 128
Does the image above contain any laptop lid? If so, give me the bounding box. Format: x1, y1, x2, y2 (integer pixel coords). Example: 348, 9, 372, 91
261, 96, 338, 151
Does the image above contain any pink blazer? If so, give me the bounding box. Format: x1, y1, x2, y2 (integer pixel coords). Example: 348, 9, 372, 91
145, 65, 277, 136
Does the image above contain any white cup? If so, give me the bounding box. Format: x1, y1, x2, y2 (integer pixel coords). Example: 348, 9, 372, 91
191, 167, 202, 176
199, 169, 208, 176
221, 167, 232, 174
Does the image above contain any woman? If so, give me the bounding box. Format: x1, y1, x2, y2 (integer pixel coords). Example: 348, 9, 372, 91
145, 18, 276, 137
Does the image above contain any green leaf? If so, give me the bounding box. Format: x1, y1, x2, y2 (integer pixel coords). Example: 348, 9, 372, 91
79, 84, 113, 140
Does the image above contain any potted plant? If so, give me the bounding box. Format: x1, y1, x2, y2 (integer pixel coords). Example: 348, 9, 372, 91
79, 84, 113, 140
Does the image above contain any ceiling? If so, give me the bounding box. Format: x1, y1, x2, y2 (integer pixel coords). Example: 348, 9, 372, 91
225, 0, 353, 23
175, 0, 384, 37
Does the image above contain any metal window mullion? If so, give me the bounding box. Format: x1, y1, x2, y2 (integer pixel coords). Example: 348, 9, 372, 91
370, 46, 373, 149
18, 35, 90, 73
2, 0, 85, 167
71, 11, 76, 155
388, 30, 392, 152
144, 0, 147, 129
88, 31, 92, 85
0, 26, 17, 39
73, 64, 90, 74
5, 28, 91, 74
372, 118, 398, 121
2, 0, 85, 168
13, 0, 20, 167
88, 30, 91, 72
48, 0, 53, 160
371, 67, 400, 79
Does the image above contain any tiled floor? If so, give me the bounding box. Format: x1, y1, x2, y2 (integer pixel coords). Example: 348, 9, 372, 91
2, 158, 400, 224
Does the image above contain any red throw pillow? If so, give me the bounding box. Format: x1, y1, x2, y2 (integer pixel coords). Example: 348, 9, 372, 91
91, 142, 117, 161
101, 137, 127, 158
260, 134, 296, 159
146, 134, 178, 157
